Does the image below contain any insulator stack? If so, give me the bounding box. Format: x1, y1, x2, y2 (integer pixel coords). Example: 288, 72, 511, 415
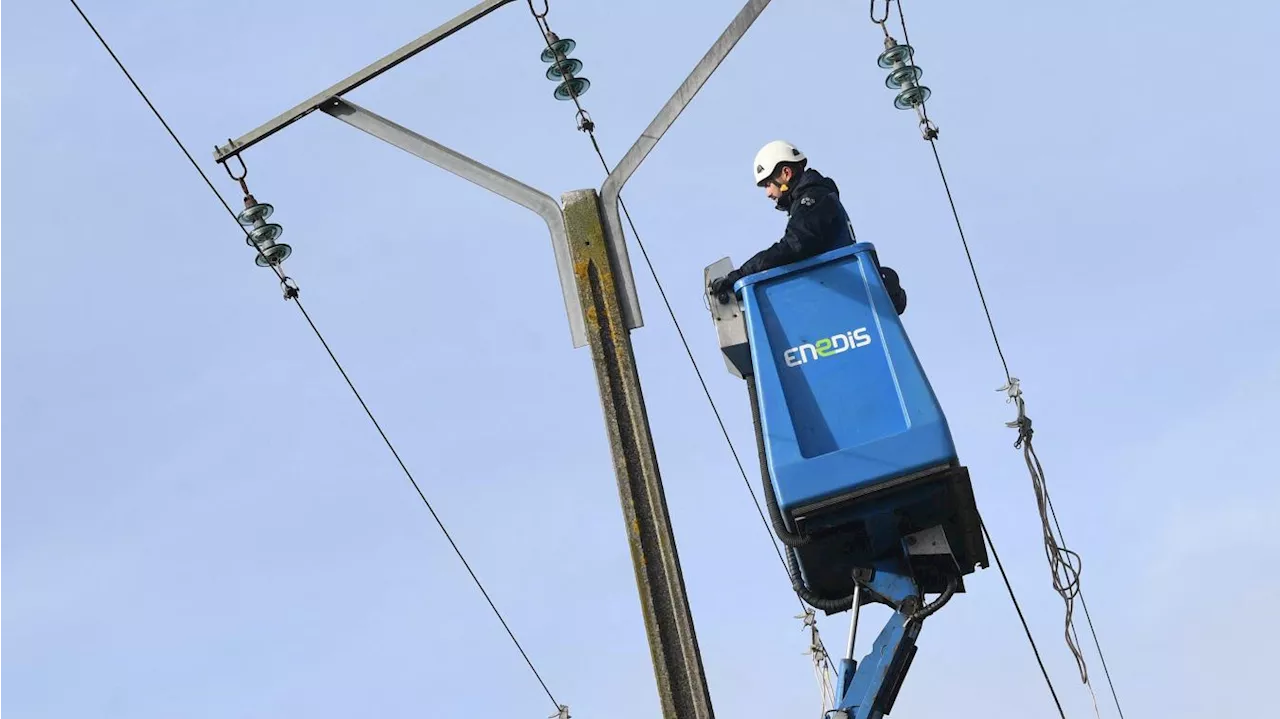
237, 194, 292, 267
878, 36, 930, 110
541, 31, 590, 101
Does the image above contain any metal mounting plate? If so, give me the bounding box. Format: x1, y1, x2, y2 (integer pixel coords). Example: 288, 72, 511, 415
703, 257, 751, 379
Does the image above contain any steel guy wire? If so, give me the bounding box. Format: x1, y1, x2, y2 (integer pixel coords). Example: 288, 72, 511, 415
68, 0, 563, 710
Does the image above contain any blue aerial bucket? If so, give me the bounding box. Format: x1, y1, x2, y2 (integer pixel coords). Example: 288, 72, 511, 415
706, 242, 986, 608
737, 242, 958, 513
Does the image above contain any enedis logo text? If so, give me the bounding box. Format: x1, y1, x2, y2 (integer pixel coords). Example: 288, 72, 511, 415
783, 328, 872, 368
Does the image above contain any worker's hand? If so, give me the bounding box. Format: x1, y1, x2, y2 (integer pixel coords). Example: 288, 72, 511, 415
708, 271, 742, 303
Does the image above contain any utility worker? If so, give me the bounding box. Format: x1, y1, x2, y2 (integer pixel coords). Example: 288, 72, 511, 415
708, 140, 907, 314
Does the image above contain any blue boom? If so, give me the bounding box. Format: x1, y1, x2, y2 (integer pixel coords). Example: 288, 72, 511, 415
705, 242, 988, 718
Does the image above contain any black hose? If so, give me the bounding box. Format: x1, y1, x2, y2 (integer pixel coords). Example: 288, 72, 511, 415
746, 377, 812, 548
745, 375, 859, 611
910, 577, 958, 622
787, 545, 857, 613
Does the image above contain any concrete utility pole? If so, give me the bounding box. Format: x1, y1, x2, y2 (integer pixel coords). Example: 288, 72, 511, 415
212, 1, 775, 716
563, 190, 713, 719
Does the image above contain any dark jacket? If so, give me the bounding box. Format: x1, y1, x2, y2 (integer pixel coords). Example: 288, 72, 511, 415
725, 168, 907, 314
737, 168, 856, 276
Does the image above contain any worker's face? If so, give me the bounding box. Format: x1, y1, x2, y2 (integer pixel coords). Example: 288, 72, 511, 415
761, 166, 794, 200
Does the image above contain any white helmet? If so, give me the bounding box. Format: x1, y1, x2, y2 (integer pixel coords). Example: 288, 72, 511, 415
753, 140, 806, 186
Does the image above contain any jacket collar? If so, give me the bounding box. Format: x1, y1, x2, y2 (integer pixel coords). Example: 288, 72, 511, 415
774, 168, 832, 213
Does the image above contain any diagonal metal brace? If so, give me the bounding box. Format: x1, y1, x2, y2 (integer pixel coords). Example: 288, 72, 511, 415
598, 0, 774, 332
319, 97, 587, 348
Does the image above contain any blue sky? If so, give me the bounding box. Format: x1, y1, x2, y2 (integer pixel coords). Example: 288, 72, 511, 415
5, 0, 1279, 717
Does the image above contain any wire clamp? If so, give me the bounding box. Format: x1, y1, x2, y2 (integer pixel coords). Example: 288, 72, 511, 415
997, 377, 1033, 448
280, 276, 300, 300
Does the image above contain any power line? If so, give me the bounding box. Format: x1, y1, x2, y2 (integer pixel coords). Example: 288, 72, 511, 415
924, 139, 1011, 378
890, 1, 1125, 716
981, 521, 1068, 719
66, 1, 563, 711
